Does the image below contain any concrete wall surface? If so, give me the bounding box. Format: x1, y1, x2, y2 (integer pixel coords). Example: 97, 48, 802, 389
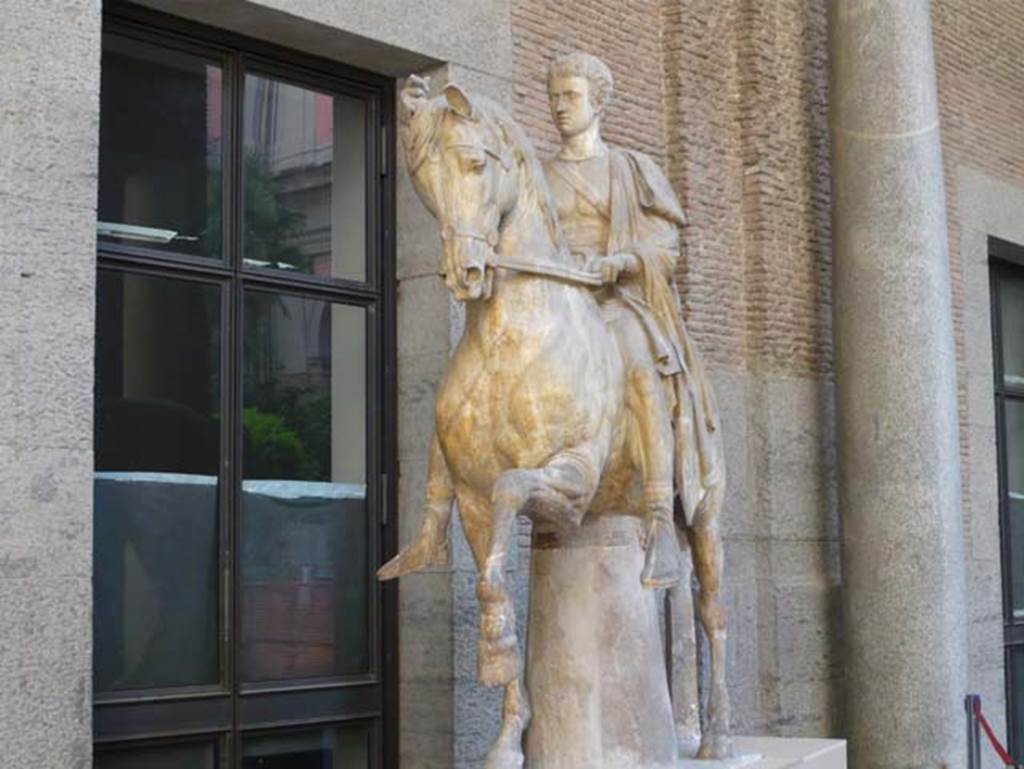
0, 0, 101, 766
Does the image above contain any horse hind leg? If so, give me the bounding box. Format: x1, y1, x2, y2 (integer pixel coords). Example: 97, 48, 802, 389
687, 484, 732, 760
669, 529, 701, 757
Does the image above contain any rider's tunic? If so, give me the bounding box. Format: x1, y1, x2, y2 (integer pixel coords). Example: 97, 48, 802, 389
544, 147, 724, 526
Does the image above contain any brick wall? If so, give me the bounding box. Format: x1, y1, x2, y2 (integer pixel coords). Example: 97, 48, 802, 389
932, 2, 1024, 763
661, 0, 832, 375
933, 1, 1024, 465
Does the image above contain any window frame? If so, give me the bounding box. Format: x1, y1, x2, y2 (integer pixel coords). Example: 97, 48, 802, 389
990, 236, 1024, 758
94, 5, 398, 767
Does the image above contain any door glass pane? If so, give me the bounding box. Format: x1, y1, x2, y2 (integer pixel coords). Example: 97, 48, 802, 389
242, 292, 369, 681
1013, 646, 1024, 755
1003, 274, 1024, 387
1007, 399, 1024, 619
98, 34, 224, 258
243, 724, 370, 769
243, 74, 367, 281
96, 741, 217, 769
94, 271, 221, 692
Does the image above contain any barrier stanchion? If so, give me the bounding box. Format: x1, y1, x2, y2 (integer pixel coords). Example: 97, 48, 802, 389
967, 695, 983, 769
968, 693, 1024, 768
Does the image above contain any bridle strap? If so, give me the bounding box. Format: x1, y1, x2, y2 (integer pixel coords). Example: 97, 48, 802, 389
441, 225, 499, 248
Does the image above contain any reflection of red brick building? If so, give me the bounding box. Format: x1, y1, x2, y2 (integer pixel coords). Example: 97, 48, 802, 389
243, 580, 336, 681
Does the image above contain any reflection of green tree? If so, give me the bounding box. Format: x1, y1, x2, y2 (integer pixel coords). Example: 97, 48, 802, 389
243, 290, 332, 482
243, 388, 331, 481
206, 149, 309, 270
243, 407, 309, 479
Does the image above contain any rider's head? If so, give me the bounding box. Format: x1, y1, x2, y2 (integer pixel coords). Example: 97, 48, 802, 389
547, 52, 613, 139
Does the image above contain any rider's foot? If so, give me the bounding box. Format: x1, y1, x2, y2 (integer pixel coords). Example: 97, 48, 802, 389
377, 519, 448, 581
640, 518, 681, 589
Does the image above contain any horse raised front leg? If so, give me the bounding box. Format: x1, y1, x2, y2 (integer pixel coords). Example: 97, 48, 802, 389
688, 484, 732, 760
475, 450, 597, 769
479, 450, 597, 683
457, 490, 532, 769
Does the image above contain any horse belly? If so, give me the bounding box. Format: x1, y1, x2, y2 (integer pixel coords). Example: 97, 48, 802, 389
436, 342, 611, 493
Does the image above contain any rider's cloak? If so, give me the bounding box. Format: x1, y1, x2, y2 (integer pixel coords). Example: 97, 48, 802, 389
606, 148, 726, 525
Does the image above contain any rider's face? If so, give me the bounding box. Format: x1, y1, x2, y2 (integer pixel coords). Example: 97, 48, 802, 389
548, 76, 598, 139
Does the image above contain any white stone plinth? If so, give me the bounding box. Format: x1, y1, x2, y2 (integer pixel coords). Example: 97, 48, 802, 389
678, 737, 846, 769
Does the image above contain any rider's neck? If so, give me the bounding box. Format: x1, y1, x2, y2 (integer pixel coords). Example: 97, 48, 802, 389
557, 123, 607, 162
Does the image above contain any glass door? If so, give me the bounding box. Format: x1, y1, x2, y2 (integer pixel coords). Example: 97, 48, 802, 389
93, 8, 396, 767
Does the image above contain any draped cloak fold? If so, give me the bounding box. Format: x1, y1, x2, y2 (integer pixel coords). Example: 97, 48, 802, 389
604, 149, 725, 525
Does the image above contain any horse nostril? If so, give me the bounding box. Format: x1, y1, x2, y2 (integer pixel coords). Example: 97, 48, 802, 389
464, 265, 484, 285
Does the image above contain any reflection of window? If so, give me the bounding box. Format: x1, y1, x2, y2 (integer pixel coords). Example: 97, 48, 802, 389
93, 8, 393, 766
991, 240, 1024, 758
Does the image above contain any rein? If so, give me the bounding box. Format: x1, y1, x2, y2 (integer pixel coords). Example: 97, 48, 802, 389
441, 218, 603, 288
489, 256, 603, 287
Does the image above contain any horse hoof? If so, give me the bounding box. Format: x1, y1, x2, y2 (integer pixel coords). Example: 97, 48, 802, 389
485, 744, 524, 769
697, 733, 733, 760
676, 727, 701, 759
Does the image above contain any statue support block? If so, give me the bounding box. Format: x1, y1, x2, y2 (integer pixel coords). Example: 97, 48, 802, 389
679, 738, 847, 769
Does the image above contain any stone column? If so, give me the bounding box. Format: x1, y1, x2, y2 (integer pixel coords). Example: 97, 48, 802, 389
830, 2, 967, 767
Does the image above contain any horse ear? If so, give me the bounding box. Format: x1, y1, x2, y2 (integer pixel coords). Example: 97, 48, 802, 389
444, 83, 476, 120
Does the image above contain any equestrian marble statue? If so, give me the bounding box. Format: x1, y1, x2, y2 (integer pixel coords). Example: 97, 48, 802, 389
378, 52, 730, 768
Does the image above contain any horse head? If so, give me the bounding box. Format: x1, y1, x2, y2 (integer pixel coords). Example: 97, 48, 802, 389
401, 79, 525, 302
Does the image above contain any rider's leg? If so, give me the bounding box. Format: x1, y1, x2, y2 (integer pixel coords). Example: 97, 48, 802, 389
610, 314, 680, 588
634, 365, 681, 588
377, 434, 453, 580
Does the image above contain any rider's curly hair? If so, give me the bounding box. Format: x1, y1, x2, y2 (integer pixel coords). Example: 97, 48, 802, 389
547, 52, 614, 113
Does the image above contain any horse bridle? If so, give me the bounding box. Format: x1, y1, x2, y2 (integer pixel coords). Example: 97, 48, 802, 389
432, 138, 605, 288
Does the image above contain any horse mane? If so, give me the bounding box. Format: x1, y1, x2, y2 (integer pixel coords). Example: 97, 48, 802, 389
457, 95, 568, 255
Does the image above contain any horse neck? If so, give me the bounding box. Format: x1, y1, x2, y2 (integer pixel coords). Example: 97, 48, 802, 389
470, 183, 579, 335
495, 182, 567, 269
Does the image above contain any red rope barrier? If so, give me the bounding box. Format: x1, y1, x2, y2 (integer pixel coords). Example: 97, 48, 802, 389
973, 697, 1019, 767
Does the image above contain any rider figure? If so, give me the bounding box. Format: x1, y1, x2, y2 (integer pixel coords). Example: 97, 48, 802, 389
545, 52, 723, 588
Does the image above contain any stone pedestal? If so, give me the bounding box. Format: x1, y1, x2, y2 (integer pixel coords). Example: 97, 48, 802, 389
524, 515, 677, 769
830, 1, 967, 766
678, 737, 846, 769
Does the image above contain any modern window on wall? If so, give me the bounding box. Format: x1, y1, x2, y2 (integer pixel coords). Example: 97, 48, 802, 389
92, 6, 396, 768
991, 238, 1024, 759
